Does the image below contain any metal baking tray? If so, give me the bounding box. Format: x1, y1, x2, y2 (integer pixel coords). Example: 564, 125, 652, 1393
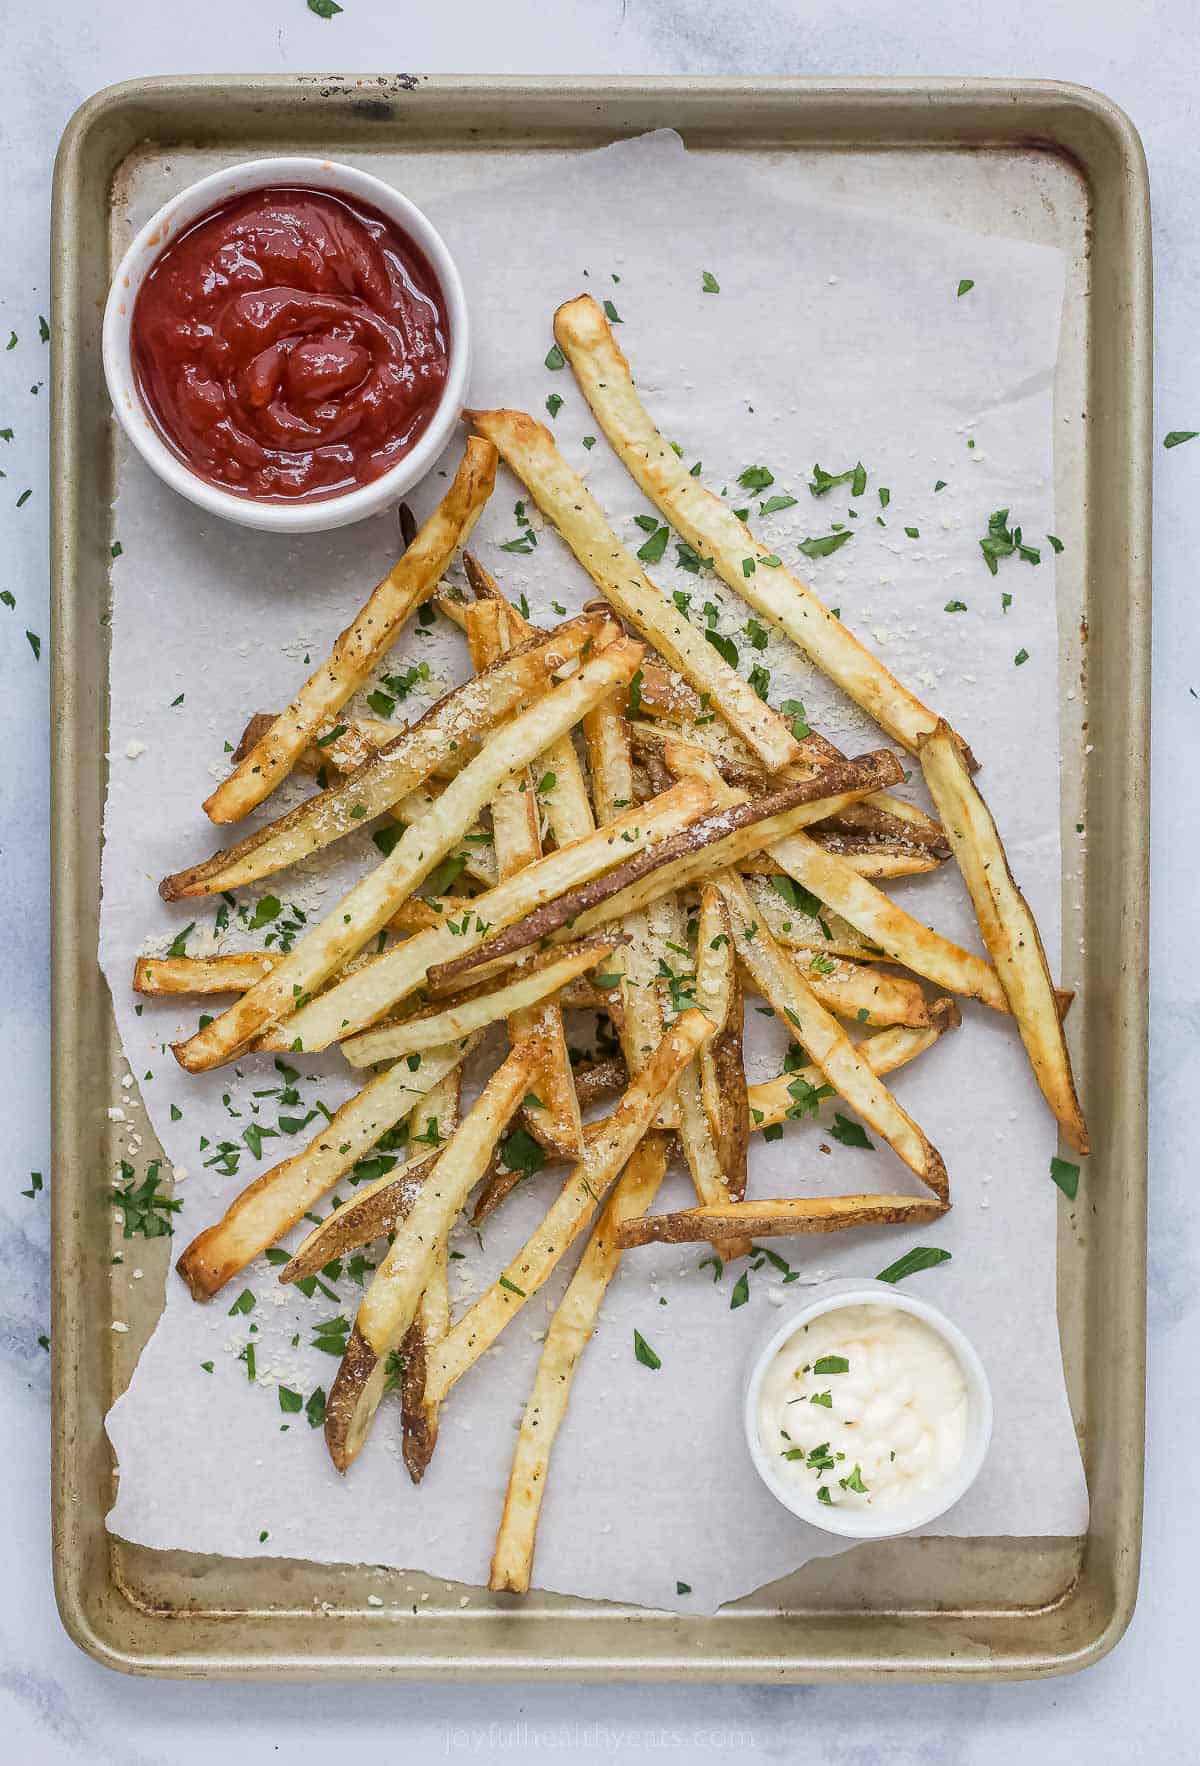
49, 74, 1150, 1680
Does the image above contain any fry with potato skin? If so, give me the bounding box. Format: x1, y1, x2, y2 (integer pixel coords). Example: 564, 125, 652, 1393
255, 779, 715, 1054
327, 1045, 538, 1471
466, 407, 806, 772
719, 873, 948, 1200
489, 1132, 670, 1593
425, 1010, 713, 1405
615, 1194, 949, 1249
175, 1040, 472, 1300
204, 436, 497, 824
398, 1067, 462, 1485
918, 720, 1088, 1153
552, 296, 945, 755
163, 616, 600, 900
469, 1061, 628, 1226
425, 753, 904, 996
172, 636, 645, 1073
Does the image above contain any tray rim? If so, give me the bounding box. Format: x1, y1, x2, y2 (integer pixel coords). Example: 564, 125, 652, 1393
49, 71, 1151, 1683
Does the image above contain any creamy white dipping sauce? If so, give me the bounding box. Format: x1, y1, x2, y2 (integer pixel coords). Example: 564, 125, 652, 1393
757, 1303, 968, 1514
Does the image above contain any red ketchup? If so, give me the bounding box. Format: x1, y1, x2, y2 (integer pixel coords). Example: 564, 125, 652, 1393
130, 186, 450, 502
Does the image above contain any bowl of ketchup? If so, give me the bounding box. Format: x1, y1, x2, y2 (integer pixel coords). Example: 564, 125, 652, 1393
103, 158, 469, 533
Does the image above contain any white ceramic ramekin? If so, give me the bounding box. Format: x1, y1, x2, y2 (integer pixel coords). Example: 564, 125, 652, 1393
743, 1278, 993, 1539
101, 157, 470, 535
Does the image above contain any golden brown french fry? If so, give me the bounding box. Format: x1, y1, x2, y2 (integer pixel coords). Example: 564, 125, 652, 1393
175, 1040, 473, 1300
327, 1045, 537, 1471
466, 408, 806, 772
719, 873, 948, 1200
398, 1067, 462, 1485
425, 752, 904, 996
133, 952, 276, 994
616, 1194, 949, 1249
748, 1002, 961, 1129
401, 1235, 450, 1485
919, 720, 1088, 1153
172, 637, 645, 1073
552, 296, 946, 754
465, 594, 585, 1161
795, 959, 931, 1029
667, 742, 1008, 1013
469, 1060, 628, 1226
695, 886, 749, 1200
204, 437, 497, 823
425, 1011, 713, 1404
489, 1132, 670, 1593
339, 939, 618, 1068
162, 618, 600, 900
260, 780, 715, 1053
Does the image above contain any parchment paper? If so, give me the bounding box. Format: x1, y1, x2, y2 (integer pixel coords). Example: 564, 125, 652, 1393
102, 131, 1087, 1614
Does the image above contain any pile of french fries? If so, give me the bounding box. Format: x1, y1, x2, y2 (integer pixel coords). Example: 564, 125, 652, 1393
136, 296, 1087, 1593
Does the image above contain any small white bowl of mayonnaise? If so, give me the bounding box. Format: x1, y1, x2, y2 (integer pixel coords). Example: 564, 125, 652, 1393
744, 1280, 992, 1539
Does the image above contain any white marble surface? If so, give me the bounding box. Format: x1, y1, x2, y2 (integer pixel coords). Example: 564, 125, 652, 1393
0, 2, 1193, 1759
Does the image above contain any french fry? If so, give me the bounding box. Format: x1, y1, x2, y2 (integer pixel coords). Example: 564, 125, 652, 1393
398, 1067, 462, 1485
465, 407, 806, 772
173, 637, 645, 1072
204, 437, 497, 823
748, 1003, 961, 1129
675, 1058, 748, 1255
465, 594, 585, 1162
919, 721, 1088, 1152
489, 1132, 669, 1593
616, 1194, 949, 1249
552, 296, 946, 754
339, 939, 618, 1068
259, 780, 715, 1053
718, 873, 948, 1200
797, 959, 931, 1029
580, 693, 672, 1123
133, 952, 276, 994
401, 1235, 450, 1485
279, 1153, 438, 1284
326, 1045, 537, 1471
695, 885, 749, 1199
800, 837, 945, 881
667, 742, 1009, 1013
162, 617, 600, 900
425, 1011, 713, 1404
425, 752, 904, 996
175, 1040, 473, 1300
